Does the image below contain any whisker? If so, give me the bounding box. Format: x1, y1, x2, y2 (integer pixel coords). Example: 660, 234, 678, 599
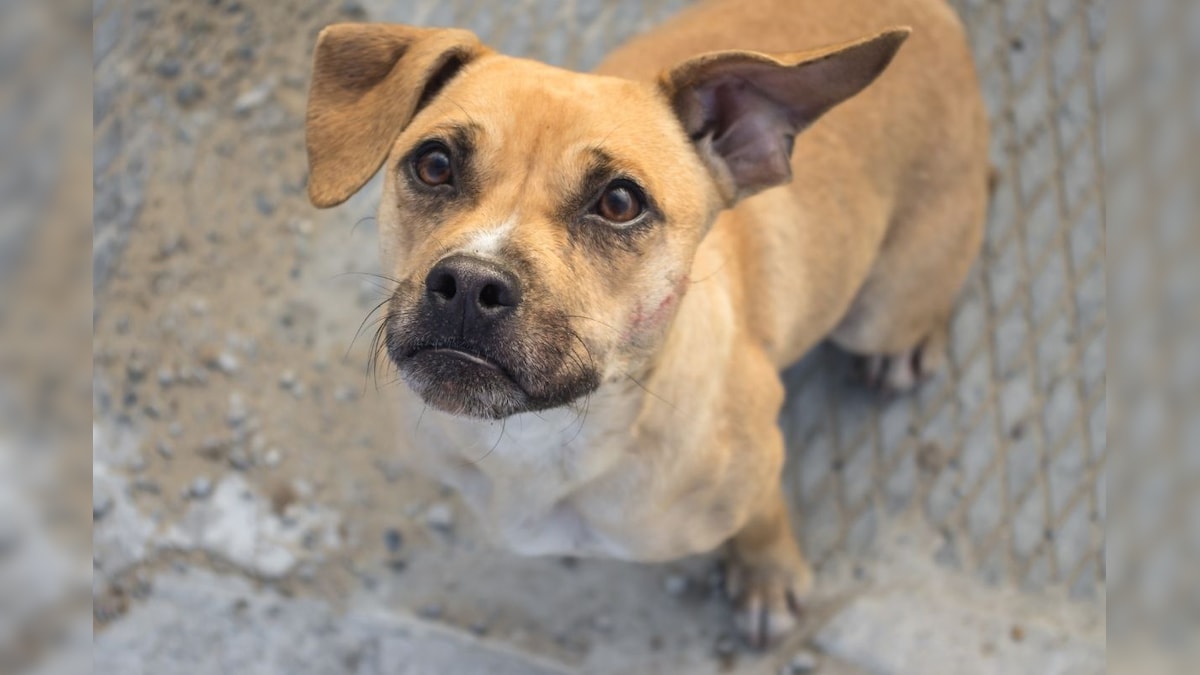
564, 314, 622, 334
335, 271, 404, 285
351, 214, 377, 236
415, 403, 428, 434
346, 295, 394, 362
688, 259, 728, 284
625, 371, 677, 411
471, 418, 507, 465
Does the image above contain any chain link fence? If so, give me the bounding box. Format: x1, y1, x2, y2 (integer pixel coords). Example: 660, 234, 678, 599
780, 0, 1106, 598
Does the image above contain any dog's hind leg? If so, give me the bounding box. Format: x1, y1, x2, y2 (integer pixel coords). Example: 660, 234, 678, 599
829, 172, 988, 392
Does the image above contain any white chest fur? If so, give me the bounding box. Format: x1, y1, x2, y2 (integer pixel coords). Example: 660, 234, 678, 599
391, 379, 739, 557
396, 387, 651, 559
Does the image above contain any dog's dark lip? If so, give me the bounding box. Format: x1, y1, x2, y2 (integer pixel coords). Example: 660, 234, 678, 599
403, 346, 517, 382
416, 347, 502, 372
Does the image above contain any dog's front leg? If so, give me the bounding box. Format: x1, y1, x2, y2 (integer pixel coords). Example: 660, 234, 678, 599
724, 478, 813, 648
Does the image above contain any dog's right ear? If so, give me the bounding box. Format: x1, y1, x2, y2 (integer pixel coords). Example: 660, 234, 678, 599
305, 24, 489, 208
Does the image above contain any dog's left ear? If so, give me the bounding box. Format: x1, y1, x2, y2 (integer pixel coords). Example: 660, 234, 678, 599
662, 28, 910, 203
306, 23, 490, 208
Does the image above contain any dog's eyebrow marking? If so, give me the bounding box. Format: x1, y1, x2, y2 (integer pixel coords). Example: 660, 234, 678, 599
582, 147, 619, 179
409, 122, 482, 158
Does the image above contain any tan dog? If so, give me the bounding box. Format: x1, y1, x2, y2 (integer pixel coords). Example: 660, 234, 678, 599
305, 0, 987, 647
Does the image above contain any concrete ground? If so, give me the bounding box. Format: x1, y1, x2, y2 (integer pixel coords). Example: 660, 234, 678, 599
92, 0, 1106, 672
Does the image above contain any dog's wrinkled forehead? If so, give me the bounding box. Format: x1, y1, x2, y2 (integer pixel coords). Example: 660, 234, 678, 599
398, 56, 695, 206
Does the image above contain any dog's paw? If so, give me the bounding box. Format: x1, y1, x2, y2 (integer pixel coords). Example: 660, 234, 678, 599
724, 552, 813, 649
857, 337, 945, 393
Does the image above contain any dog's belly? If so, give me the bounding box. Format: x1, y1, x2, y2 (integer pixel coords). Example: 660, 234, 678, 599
397, 393, 733, 561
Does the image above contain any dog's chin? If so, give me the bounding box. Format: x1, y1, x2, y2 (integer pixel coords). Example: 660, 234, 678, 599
398, 348, 533, 419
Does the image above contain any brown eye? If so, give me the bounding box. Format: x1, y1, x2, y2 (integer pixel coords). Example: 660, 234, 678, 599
596, 181, 644, 223
414, 145, 452, 186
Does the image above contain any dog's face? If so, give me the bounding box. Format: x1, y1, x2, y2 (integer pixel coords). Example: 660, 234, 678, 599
305, 24, 907, 418
373, 57, 716, 418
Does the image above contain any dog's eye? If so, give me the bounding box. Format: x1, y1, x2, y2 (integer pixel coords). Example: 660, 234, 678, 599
414, 144, 453, 186
595, 181, 644, 223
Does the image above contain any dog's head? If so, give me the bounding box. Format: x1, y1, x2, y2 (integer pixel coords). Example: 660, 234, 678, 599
305, 23, 907, 418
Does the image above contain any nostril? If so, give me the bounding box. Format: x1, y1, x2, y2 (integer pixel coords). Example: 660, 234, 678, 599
478, 282, 504, 309
427, 270, 457, 301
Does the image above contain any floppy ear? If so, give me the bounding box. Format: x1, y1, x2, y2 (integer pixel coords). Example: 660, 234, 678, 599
661, 28, 910, 203
305, 23, 490, 208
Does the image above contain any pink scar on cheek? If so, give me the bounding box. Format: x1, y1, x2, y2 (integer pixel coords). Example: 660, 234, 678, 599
626, 275, 690, 336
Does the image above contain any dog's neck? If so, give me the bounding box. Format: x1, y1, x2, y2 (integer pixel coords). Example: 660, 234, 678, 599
626, 227, 742, 433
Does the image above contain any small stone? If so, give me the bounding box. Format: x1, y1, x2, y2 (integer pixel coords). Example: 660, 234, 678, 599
333, 386, 357, 403
93, 493, 114, 520
780, 650, 820, 674
663, 574, 688, 596
424, 503, 454, 532
156, 441, 173, 459
289, 219, 314, 236
418, 603, 443, 620
714, 634, 737, 659
156, 58, 182, 78
227, 392, 248, 426
159, 233, 186, 258
197, 437, 227, 461
339, 0, 366, 18
263, 448, 282, 467
302, 530, 320, 551
156, 367, 175, 387
126, 357, 147, 383
383, 528, 404, 554
189, 477, 213, 499
278, 370, 297, 390
217, 351, 240, 375
469, 621, 489, 637
373, 458, 404, 482
292, 480, 314, 500
132, 480, 161, 495
168, 422, 184, 438
254, 192, 275, 216
228, 446, 253, 471
176, 81, 205, 106
233, 80, 274, 115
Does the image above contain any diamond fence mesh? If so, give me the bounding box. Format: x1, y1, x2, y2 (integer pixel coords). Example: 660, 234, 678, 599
375, 0, 1109, 598
778, 0, 1106, 597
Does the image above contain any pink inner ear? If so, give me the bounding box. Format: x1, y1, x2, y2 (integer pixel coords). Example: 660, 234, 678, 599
701, 77, 796, 192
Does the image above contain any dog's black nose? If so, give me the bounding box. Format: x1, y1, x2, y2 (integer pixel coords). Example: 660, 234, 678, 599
424, 254, 522, 334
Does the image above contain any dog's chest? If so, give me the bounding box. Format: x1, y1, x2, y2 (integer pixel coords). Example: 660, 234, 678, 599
407, 402, 646, 558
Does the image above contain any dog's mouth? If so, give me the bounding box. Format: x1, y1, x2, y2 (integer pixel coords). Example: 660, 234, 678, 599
396, 345, 530, 419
